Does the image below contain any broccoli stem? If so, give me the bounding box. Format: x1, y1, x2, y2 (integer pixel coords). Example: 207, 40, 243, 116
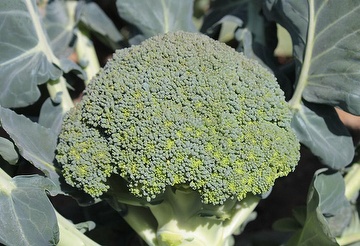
222, 194, 260, 240
147, 188, 260, 246
0, 168, 16, 196
75, 27, 101, 86
288, 0, 316, 110
56, 211, 100, 246
110, 187, 260, 246
336, 232, 360, 246
47, 77, 74, 114
344, 162, 360, 201
121, 205, 158, 245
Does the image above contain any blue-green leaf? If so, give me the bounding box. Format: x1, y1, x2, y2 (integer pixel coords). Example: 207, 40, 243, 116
0, 138, 19, 165
0, 171, 59, 246
0, 0, 62, 108
291, 102, 354, 169
79, 2, 123, 50
313, 170, 352, 237
38, 98, 64, 133
285, 169, 351, 245
264, 0, 360, 168
0, 107, 59, 182
43, 0, 76, 58
116, 0, 197, 39
265, 0, 360, 115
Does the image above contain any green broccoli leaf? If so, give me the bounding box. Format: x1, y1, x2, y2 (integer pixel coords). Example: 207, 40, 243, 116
265, 0, 360, 114
0, 0, 62, 108
0, 137, 19, 165
116, 0, 197, 39
291, 102, 354, 169
42, 0, 76, 58
264, 0, 360, 168
0, 106, 60, 184
285, 169, 351, 246
38, 97, 64, 132
0, 169, 59, 246
79, 2, 124, 50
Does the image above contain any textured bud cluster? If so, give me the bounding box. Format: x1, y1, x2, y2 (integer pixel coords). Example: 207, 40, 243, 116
56, 31, 300, 205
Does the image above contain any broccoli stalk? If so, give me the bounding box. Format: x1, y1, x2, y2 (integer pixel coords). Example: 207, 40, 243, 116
56, 211, 100, 246
335, 162, 360, 246
109, 187, 260, 245
56, 31, 300, 245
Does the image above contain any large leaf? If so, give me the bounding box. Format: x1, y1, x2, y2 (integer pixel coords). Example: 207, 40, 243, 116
116, 0, 197, 39
0, 170, 59, 246
0, 0, 62, 108
291, 102, 354, 169
265, 0, 360, 115
264, 0, 360, 167
286, 169, 351, 245
0, 107, 59, 183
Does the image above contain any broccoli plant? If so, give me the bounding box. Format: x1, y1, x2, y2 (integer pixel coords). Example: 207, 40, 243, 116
1, 0, 360, 246
55, 31, 300, 245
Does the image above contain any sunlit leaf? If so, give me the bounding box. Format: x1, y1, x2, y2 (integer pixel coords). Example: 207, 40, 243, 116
0, 0, 62, 108
265, 0, 360, 115
116, 0, 197, 39
0, 171, 59, 246
264, 0, 360, 167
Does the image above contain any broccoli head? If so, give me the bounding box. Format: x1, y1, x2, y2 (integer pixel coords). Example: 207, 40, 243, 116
56, 31, 299, 206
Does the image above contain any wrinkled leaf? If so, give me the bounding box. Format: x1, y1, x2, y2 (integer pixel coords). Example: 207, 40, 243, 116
116, 0, 197, 39
0, 171, 59, 246
0, 107, 59, 183
291, 102, 354, 169
0, 0, 62, 108
299, 1, 360, 114
79, 2, 123, 50
0, 138, 19, 165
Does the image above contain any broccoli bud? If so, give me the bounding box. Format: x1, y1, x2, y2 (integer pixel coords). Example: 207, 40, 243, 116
56, 31, 300, 245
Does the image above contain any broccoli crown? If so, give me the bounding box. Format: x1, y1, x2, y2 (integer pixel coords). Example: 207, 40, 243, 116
56, 31, 300, 205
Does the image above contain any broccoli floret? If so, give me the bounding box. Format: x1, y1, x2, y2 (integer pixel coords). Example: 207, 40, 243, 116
56, 31, 300, 245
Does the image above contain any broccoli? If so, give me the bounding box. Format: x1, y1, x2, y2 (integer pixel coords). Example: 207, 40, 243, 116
56, 31, 300, 246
